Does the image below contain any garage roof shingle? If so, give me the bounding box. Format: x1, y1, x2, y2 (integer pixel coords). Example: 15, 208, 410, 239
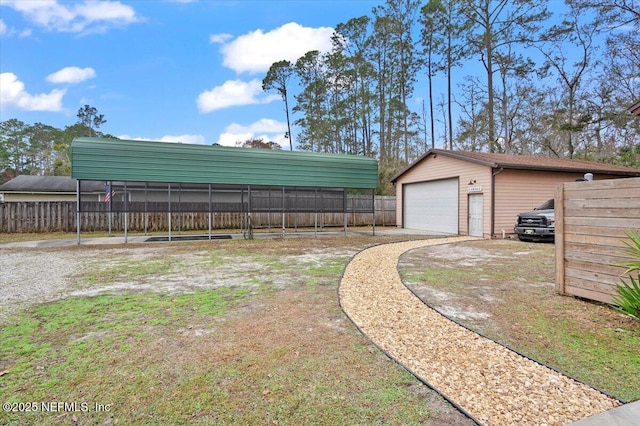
0, 175, 104, 192
392, 149, 640, 182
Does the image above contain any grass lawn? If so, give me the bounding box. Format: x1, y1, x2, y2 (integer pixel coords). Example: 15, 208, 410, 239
1, 235, 638, 425
401, 239, 640, 403
1, 236, 462, 426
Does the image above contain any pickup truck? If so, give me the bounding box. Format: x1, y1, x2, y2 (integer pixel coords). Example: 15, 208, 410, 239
514, 199, 555, 242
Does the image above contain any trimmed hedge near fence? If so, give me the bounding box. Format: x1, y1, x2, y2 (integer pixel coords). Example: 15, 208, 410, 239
0, 196, 396, 233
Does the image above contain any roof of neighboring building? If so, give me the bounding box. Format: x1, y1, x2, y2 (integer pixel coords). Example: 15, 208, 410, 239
392, 149, 640, 182
71, 137, 379, 189
631, 100, 640, 116
0, 175, 104, 192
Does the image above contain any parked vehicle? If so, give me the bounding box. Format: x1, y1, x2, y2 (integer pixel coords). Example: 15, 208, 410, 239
514, 199, 555, 242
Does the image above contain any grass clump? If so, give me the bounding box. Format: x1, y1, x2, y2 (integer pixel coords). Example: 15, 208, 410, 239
0, 237, 447, 425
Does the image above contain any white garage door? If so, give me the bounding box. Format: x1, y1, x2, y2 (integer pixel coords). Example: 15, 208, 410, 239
404, 178, 458, 233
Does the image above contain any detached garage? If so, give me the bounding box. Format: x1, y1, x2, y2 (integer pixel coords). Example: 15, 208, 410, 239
391, 150, 640, 238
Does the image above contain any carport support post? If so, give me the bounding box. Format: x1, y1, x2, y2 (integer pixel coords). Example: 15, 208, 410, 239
144, 182, 148, 235
314, 188, 318, 237
343, 188, 348, 236
294, 189, 298, 232
208, 184, 212, 240
124, 181, 128, 244
282, 186, 285, 236
372, 189, 376, 236
240, 187, 244, 234
178, 183, 182, 235
247, 185, 253, 239
76, 180, 81, 245
168, 183, 172, 242
108, 180, 112, 236
268, 187, 272, 232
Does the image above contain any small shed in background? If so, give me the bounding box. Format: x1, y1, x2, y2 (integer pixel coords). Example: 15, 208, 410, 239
0, 175, 103, 202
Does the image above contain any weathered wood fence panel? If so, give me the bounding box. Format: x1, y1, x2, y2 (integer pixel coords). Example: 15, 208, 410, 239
0, 196, 396, 233
555, 177, 640, 304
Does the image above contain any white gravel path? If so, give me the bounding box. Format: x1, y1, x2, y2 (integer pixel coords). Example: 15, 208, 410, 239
339, 238, 621, 426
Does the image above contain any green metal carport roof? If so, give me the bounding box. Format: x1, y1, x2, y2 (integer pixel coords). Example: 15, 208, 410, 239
71, 137, 378, 189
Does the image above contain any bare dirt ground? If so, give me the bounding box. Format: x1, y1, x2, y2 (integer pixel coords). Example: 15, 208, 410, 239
3, 236, 636, 424
400, 238, 640, 403
400, 239, 629, 351
0, 241, 357, 319
0, 236, 475, 425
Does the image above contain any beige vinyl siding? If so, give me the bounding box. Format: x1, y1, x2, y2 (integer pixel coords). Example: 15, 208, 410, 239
395, 155, 491, 236
493, 170, 631, 237
0, 192, 100, 202
493, 170, 582, 237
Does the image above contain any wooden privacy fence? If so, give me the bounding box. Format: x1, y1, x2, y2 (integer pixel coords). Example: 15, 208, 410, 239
0, 196, 396, 233
555, 177, 640, 304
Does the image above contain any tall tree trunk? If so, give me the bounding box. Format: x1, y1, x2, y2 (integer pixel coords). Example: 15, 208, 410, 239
447, 33, 454, 150
485, 25, 496, 152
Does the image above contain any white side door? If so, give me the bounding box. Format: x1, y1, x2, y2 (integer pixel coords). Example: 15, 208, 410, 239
468, 193, 483, 237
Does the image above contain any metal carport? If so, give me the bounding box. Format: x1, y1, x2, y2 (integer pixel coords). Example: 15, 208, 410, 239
71, 137, 379, 243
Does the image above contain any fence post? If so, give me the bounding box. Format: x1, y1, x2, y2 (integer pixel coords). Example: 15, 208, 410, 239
555, 182, 565, 295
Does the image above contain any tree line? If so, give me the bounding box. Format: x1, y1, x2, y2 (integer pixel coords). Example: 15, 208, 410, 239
0, 105, 112, 183
262, 0, 639, 193
2, 0, 638, 192
0, 107, 279, 184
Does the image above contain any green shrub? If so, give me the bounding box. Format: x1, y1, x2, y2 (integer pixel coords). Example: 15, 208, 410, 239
613, 231, 640, 319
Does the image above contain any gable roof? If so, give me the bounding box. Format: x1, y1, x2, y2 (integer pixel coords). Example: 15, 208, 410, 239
71, 137, 379, 189
391, 149, 640, 182
0, 175, 104, 193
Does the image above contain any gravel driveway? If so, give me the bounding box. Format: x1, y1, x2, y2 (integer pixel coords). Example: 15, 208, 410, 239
2, 244, 188, 321
0, 248, 90, 320
339, 237, 621, 426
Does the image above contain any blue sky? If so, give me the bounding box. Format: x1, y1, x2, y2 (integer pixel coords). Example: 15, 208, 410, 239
0, 0, 381, 148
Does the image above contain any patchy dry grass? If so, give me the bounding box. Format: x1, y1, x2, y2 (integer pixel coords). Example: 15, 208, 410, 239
1, 236, 470, 425
401, 239, 640, 403
4, 235, 636, 425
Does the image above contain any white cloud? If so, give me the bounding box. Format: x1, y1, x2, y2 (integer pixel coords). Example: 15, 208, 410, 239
216, 131, 253, 147
209, 33, 231, 44
118, 134, 207, 145
158, 134, 206, 145
1, 0, 139, 33
215, 119, 288, 148
219, 22, 334, 74
46, 66, 96, 84
197, 79, 279, 113
0, 72, 65, 111
228, 118, 287, 134
0, 19, 6, 35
